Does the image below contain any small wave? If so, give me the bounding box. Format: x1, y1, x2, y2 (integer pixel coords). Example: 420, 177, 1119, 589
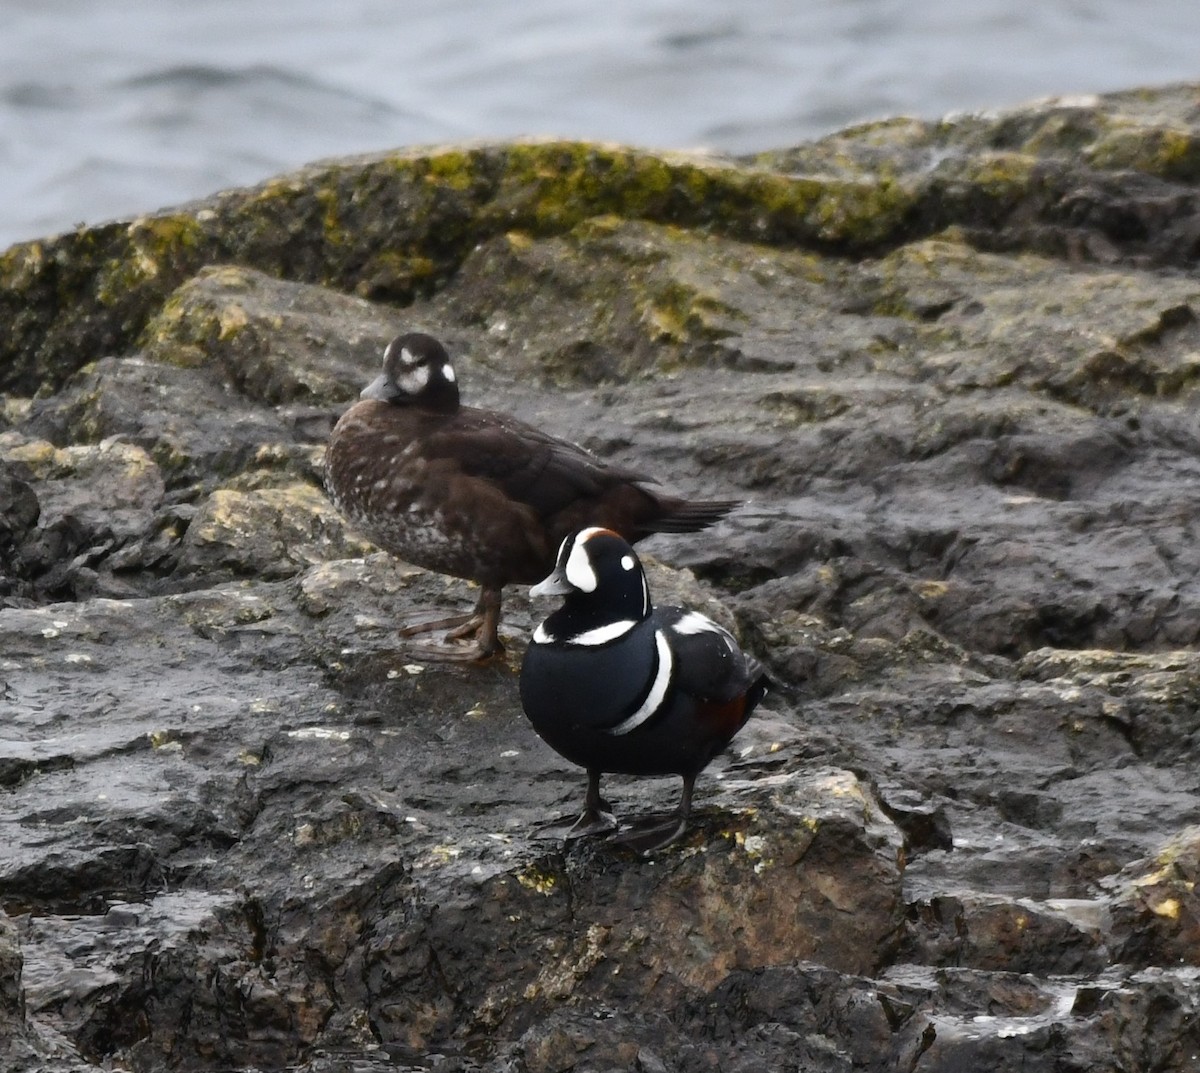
1, 81, 80, 111
116, 61, 430, 122
120, 61, 332, 94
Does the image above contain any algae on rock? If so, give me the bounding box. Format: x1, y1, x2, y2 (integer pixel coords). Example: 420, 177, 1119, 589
4, 82, 1200, 1073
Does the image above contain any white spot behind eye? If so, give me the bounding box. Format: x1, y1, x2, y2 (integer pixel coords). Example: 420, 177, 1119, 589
620, 554, 635, 571
442, 364, 456, 382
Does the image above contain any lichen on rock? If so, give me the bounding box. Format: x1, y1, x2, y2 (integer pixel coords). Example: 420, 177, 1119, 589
3, 82, 1200, 1073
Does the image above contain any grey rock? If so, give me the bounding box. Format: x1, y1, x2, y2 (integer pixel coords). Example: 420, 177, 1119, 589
3, 82, 1200, 1071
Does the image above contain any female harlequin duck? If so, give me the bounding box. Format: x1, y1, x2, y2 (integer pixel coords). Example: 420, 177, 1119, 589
520, 526, 769, 853
324, 332, 739, 661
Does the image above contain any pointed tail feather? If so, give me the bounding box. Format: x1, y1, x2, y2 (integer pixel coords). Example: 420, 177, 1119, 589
640, 497, 741, 536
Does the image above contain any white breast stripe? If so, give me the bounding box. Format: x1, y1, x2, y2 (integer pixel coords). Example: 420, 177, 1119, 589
608, 629, 673, 736
566, 619, 637, 646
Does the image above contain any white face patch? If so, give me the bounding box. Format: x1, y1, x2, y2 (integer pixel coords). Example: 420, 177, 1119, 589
620, 554, 635, 571
442, 363, 456, 382
564, 531, 602, 592
607, 629, 673, 736
398, 364, 431, 395
399, 346, 418, 368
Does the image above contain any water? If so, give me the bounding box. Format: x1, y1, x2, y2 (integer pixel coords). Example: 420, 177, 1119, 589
1, 0, 1198, 249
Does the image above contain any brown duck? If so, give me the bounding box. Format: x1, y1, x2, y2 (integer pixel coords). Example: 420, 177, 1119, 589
324, 332, 739, 660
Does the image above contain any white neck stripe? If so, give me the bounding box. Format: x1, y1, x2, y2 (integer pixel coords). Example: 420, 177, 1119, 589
566, 619, 637, 646
532, 618, 638, 646
608, 629, 673, 736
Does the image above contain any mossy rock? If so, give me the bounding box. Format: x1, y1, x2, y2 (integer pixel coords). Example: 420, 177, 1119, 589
177, 481, 372, 581
6, 85, 1200, 398
141, 265, 399, 406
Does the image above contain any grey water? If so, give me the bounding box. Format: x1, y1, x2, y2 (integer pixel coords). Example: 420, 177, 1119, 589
1, 0, 1197, 250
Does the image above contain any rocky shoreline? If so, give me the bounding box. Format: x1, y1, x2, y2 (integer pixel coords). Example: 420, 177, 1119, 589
3, 83, 1200, 1071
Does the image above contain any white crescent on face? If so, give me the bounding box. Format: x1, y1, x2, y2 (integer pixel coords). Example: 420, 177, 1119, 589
564, 527, 606, 592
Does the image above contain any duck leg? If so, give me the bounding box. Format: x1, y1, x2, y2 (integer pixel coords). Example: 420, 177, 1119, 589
567, 769, 618, 838
610, 772, 696, 856
532, 769, 616, 840
399, 587, 505, 662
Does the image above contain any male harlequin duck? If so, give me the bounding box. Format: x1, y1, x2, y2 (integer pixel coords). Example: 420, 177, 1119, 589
324, 332, 739, 661
519, 526, 769, 853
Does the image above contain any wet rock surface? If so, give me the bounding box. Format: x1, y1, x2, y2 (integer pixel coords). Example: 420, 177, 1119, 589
3, 83, 1200, 1070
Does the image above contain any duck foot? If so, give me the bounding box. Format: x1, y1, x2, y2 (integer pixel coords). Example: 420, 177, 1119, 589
398, 611, 477, 638
606, 772, 697, 856
532, 802, 618, 842
397, 588, 504, 663
567, 803, 618, 839
607, 812, 690, 856
400, 637, 506, 664
533, 770, 619, 842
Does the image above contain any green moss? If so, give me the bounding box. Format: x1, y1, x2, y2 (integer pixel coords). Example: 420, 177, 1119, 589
1019, 111, 1104, 156
636, 278, 742, 346
424, 149, 482, 191
94, 213, 208, 307
1, 138, 965, 397
148, 440, 196, 480
0, 240, 48, 293
809, 175, 915, 246
959, 152, 1038, 202
315, 186, 344, 245
1087, 125, 1200, 182
516, 864, 561, 896
355, 250, 439, 300
760, 388, 853, 426
498, 141, 921, 250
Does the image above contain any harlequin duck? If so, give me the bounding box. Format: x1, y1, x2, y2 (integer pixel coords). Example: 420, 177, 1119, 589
520, 526, 769, 853
324, 332, 740, 661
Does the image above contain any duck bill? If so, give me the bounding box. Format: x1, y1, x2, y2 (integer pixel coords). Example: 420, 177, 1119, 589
359, 373, 395, 401
530, 569, 573, 598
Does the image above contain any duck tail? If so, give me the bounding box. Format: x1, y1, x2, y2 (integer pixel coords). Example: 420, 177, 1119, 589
643, 496, 741, 535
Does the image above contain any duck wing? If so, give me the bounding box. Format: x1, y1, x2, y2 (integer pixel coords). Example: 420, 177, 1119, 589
421, 406, 653, 517
656, 607, 766, 704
